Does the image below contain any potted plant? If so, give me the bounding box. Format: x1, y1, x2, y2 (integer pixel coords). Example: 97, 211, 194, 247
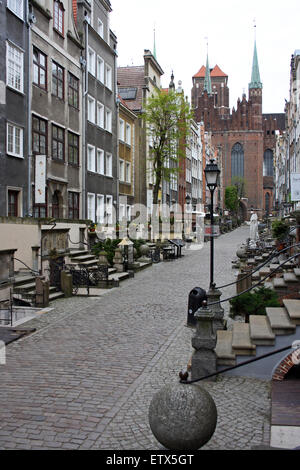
229, 286, 280, 323
88, 222, 97, 233
271, 219, 289, 250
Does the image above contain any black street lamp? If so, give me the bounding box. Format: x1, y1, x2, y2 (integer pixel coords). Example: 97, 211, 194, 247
204, 159, 220, 289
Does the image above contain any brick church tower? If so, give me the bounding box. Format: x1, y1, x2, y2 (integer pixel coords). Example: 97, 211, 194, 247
191, 41, 285, 219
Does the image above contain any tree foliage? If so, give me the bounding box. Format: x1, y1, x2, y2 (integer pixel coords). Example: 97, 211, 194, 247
232, 176, 246, 199
143, 88, 194, 207
229, 286, 280, 323
225, 186, 239, 212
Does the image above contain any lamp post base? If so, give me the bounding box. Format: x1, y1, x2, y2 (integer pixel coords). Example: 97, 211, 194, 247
207, 286, 226, 334
191, 305, 217, 382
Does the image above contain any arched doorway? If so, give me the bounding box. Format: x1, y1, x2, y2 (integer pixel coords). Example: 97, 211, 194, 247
271, 347, 300, 449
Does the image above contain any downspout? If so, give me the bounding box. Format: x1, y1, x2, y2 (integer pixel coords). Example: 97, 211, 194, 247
81, 16, 89, 220
26, 0, 32, 216
115, 51, 119, 226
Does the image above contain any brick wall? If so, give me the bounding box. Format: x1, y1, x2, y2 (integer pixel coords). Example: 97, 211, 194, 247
272, 353, 295, 381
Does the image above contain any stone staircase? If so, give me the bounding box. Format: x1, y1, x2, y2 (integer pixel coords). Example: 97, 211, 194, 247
247, 252, 300, 300
67, 250, 99, 268
215, 299, 300, 377
12, 274, 64, 306
66, 249, 133, 284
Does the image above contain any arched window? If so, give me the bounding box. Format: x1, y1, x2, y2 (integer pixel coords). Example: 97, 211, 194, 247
53, 1, 64, 36
263, 149, 274, 177
231, 143, 244, 179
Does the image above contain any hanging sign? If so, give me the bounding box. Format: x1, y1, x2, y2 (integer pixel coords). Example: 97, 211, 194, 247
35, 155, 46, 204
205, 225, 220, 237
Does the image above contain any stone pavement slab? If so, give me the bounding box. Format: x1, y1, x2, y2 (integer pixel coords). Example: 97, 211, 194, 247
0, 226, 271, 450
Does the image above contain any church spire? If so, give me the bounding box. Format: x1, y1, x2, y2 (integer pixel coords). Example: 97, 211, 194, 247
153, 26, 157, 60
169, 71, 175, 90
249, 38, 262, 89
204, 52, 212, 95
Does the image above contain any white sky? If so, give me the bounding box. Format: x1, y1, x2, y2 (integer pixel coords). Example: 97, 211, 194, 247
110, 0, 300, 114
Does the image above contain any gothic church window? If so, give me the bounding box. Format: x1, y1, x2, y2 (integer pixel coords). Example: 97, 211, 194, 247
263, 149, 273, 177
231, 143, 244, 179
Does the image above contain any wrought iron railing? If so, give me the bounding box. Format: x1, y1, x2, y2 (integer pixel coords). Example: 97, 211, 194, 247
65, 263, 109, 295
216, 242, 300, 290
208, 251, 300, 308
180, 343, 296, 384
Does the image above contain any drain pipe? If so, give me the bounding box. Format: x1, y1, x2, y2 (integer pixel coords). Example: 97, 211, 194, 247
26, 0, 33, 216
81, 15, 89, 220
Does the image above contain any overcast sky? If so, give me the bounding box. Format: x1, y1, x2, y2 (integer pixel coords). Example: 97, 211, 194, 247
110, 0, 300, 114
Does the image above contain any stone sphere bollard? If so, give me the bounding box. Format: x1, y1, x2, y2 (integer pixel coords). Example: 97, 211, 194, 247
140, 244, 150, 256
149, 383, 217, 450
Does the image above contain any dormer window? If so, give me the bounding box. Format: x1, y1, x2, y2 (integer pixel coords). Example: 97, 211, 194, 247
53, 0, 64, 36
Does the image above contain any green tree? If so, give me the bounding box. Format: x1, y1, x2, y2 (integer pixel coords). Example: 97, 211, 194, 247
225, 186, 239, 212
232, 176, 246, 200
143, 88, 193, 208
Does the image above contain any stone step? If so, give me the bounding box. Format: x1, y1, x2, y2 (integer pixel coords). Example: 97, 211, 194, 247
252, 272, 260, 281
73, 260, 99, 267
215, 330, 236, 366
269, 264, 282, 273
70, 255, 96, 263
69, 250, 89, 258
259, 267, 271, 277
13, 282, 36, 292
272, 278, 287, 289
232, 323, 256, 356
283, 272, 299, 283
14, 283, 57, 294
49, 291, 65, 301
282, 262, 296, 270
264, 281, 274, 290
282, 299, 300, 326
249, 315, 275, 346
108, 272, 131, 282
266, 307, 296, 335
13, 275, 36, 286
294, 268, 300, 277
247, 258, 256, 266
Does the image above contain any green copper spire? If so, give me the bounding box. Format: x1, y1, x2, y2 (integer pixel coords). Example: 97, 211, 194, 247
249, 40, 262, 89
153, 27, 157, 59
204, 53, 212, 95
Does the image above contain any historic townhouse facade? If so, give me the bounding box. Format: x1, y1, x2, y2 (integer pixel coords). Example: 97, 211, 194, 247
189, 119, 203, 213
76, 0, 118, 225
118, 97, 137, 223
30, 0, 82, 220
274, 50, 300, 214
117, 50, 164, 217
0, 0, 30, 217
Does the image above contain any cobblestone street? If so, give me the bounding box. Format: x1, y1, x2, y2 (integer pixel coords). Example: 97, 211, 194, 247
0, 226, 271, 450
